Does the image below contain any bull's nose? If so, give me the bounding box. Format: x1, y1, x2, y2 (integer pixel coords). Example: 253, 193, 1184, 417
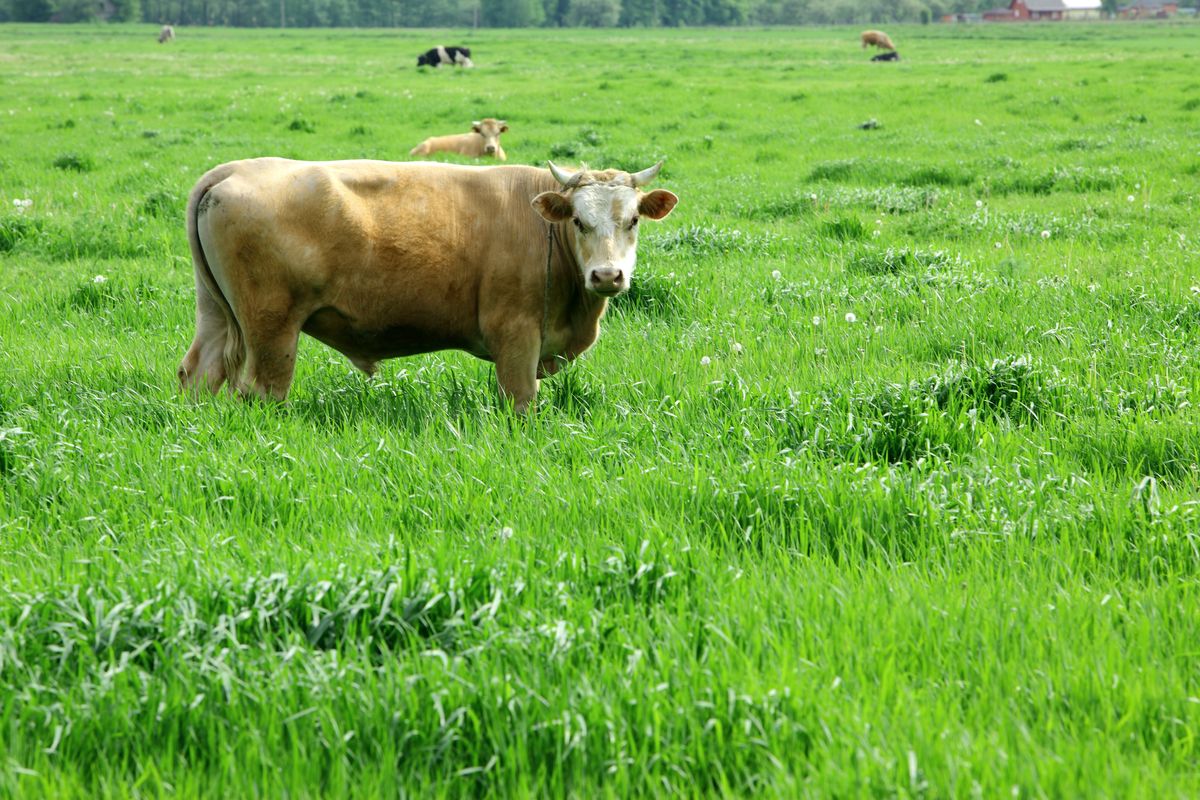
590, 269, 624, 293
484, 146, 496, 153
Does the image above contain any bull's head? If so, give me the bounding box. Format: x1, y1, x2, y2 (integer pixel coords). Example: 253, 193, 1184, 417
532, 161, 678, 297
471, 119, 508, 157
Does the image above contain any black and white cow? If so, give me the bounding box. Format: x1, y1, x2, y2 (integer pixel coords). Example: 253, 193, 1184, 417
417, 46, 473, 69
871, 51, 900, 62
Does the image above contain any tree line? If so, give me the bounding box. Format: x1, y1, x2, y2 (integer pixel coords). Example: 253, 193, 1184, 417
2, 0, 1195, 27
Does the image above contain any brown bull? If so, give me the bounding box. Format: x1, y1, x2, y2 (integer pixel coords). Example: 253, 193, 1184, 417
178, 159, 678, 413
861, 30, 895, 51
410, 119, 508, 161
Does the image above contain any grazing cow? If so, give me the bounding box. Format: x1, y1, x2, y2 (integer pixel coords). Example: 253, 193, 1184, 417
860, 30, 895, 51
158, 24, 175, 44
417, 46, 473, 68
178, 159, 678, 413
410, 119, 508, 161
871, 51, 900, 62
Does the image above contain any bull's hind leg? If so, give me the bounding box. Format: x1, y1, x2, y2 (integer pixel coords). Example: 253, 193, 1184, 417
238, 306, 302, 402
178, 276, 229, 394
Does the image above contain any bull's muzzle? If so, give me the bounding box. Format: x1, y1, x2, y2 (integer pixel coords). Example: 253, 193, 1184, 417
589, 268, 625, 297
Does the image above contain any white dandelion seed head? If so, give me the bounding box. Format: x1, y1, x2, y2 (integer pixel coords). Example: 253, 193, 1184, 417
875, 219, 883, 226
1135, 183, 1141, 189
812, 315, 822, 326
845, 312, 857, 323
498, 526, 514, 541
1127, 195, 1136, 202
93, 274, 107, 284
731, 342, 743, 354
771, 269, 782, 281
975, 200, 983, 208
1041, 230, 1051, 239
809, 193, 818, 201
874, 325, 883, 333
994, 242, 1003, 249
700, 356, 711, 366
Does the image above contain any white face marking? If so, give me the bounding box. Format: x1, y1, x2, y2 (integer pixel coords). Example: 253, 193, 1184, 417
569, 184, 641, 296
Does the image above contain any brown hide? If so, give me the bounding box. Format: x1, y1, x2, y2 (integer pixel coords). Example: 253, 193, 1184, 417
179, 160, 625, 412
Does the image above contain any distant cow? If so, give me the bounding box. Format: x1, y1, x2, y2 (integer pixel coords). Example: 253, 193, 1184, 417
871, 51, 900, 62
410, 119, 508, 161
179, 159, 678, 412
861, 30, 895, 51
158, 25, 175, 44
417, 46, 473, 68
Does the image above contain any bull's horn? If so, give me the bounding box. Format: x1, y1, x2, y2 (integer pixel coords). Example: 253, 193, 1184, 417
547, 161, 576, 186
630, 161, 664, 187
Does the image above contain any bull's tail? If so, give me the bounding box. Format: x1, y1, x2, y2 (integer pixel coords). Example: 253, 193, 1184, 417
187, 165, 246, 390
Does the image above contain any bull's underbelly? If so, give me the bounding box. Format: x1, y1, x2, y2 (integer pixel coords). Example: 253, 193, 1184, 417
301, 306, 486, 362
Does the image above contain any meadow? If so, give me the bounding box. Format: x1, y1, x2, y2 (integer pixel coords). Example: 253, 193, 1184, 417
1, 20, 1200, 797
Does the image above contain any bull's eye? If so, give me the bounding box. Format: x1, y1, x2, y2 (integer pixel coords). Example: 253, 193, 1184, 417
572, 218, 590, 234
628, 217, 639, 231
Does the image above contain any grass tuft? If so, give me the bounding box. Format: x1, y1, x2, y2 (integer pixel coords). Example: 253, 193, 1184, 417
847, 246, 958, 275
820, 216, 867, 241
52, 152, 95, 172
617, 267, 688, 318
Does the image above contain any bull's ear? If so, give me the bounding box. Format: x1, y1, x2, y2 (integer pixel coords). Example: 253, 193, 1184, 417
532, 191, 573, 222
638, 190, 678, 220
499, 121, 509, 133
471, 121, 482, 132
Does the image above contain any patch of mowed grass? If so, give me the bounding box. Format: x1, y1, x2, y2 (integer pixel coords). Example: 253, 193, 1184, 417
0, 213, 44, 252
52, 151, 94, 172
614, 266, 690, 318
1, 23, 1200, 799
729, 185, 938, 219
1073, 417, 1200, 482
807, 158, 974, 187
774, 356, 1063, 464
987, 165, 1124, 195
819, 215, 867, 241
847, 245, 961, 275
645, 223, 783, 256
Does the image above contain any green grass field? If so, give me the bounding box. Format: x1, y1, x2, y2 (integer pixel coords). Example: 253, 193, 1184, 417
2, 20, 1200, 797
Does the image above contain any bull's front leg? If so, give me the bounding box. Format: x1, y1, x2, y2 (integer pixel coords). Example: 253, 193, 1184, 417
492, 331, 542, 414
537, 356, 565, 380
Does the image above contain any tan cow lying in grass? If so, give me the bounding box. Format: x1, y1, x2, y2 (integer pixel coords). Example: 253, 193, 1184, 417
410, 119, 508, 161
178, 159, 678, 413
861, 30, 895, 51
